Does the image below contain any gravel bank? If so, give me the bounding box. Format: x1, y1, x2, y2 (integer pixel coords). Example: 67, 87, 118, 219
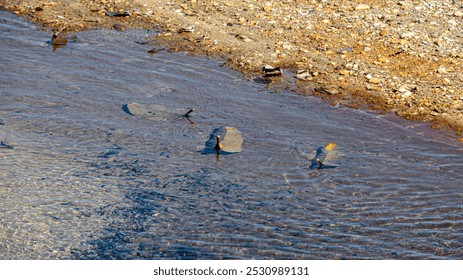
2, 0, 463, 136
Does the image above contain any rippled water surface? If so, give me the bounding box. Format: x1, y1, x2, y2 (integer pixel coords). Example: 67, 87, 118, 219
1, 11, 462, 259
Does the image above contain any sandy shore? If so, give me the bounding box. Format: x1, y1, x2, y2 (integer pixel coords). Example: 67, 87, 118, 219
2, 0, 463, 136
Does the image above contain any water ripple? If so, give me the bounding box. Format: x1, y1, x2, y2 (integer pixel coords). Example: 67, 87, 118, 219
1, 10, 462, 259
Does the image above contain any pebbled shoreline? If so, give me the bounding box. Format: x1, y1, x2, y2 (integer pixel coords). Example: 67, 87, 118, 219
2, 0, 463, 136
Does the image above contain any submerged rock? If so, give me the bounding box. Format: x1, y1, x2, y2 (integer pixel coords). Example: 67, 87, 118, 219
0, 141, 14, 149
147, 47, 165, 54
122, 103, 194, 122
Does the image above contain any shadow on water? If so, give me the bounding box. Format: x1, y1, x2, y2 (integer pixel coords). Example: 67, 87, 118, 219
71, 180, 222, 260
1, 10, 463, 259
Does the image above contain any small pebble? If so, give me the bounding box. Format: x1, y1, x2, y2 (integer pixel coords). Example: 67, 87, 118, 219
295, 70, 313, 81
437, 67, 447, 74
339, 69, 350, 76
315, 87, 340, 95
112, 24, 125, 31
262, 65, 283, 77
397, 84, 416, 93
368, 77, 380, 84
355, 4, 371, 11
402, 91, 412, 98
325, 87, 339, 95
178, 26, 194, 33
400, 32, 416, 39
263, 3, 271, 12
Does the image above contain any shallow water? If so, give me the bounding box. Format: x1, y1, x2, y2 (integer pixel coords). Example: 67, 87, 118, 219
1, 11, 462, 259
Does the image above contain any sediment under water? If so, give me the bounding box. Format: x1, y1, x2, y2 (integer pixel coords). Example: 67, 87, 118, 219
0, 11, 462, 259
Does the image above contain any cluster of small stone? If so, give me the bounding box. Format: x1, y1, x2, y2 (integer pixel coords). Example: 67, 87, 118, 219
1, 0, 158, 30
149, 0, 463, 132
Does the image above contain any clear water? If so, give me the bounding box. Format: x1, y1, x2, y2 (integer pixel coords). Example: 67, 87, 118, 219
1, 11, 462, 259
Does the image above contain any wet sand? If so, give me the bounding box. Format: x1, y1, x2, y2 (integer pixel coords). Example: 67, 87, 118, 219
2, 0, 463, 135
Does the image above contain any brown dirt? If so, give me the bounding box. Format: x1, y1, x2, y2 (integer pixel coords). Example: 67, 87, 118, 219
2, 0, 463, 138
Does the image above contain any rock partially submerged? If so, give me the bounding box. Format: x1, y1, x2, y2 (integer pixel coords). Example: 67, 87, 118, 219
262, 65, 283, 77
309, 142, 337, 169
204, 126, 244, 154
51, 33, 68, 46
295, 142, 339, 170
51, 30, 77, 49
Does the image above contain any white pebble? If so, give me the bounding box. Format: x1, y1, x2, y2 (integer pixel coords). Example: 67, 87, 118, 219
437, 67, 447, 74
402, 91, 412, 98
355, 4, 371, 11
400, 32, 416, 39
